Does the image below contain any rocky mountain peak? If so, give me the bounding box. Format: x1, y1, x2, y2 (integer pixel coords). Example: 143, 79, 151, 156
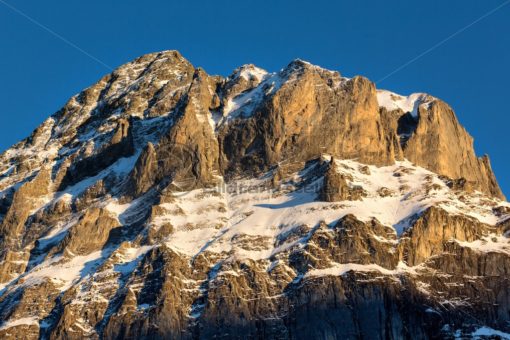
228, 64, 268, 82
0, 50, 508, 339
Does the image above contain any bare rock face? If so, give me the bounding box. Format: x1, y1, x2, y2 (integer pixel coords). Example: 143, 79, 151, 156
0, 51, 509, 339
59, 116, 135, 190
401, 100, 504, 199
127, 68, 221, 197
0, 166, 53, 282
398, 206, 496, 266
0, 166, 52, 247
292, 215, 399, 271
54, 207, 120, 256
219, 61, 398, 177
320, 159, 366, 201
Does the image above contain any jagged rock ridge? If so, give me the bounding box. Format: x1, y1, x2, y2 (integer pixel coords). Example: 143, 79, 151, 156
0, 50, 509, 339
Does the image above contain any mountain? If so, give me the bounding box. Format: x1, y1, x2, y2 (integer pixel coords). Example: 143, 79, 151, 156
0, 50, 509, 339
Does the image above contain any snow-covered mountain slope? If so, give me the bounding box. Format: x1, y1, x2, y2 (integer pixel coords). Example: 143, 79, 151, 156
143, 157, 507, 260
0, 50, 509, 339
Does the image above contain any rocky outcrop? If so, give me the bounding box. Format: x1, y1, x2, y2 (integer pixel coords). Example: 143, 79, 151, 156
401, 100, 504, 199
290, 215, 399, 272
52, 207, 120, 256
127, 68, 220, 198
58, 117, 135, 190
0, 167, 52, 248
100, 246, 203, 339
0, 166, 53, 282
398, 206, 497, 266
320, 160, 366, 202
219, 64, 267, 106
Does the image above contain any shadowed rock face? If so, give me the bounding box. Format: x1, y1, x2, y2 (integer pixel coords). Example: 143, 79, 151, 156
0, 50, 508, 339
59, 117, 135, 191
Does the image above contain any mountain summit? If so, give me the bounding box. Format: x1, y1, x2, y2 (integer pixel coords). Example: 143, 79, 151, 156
0, 50, 509, 339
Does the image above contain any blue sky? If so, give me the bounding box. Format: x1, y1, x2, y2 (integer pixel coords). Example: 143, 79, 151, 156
0, 0, 508, 195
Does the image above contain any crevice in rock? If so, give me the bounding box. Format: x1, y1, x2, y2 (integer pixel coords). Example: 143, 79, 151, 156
397, 112, 418, 148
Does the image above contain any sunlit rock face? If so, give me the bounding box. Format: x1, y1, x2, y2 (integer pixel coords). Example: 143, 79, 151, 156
0, 50, 508, 339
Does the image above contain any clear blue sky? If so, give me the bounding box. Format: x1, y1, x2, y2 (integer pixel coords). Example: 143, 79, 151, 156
1, 0, 508, 195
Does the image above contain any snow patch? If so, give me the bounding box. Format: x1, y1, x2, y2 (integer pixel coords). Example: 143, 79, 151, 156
456, 235, 510, 254
377, 90, 432, 118
0, 317, 39, 330
234, 65, 268, 82
305, 261, 419, 278
113, 245, 155, 275
23, 251, 105, 292
472, 326, 510, 339
222, 72, 283, 120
